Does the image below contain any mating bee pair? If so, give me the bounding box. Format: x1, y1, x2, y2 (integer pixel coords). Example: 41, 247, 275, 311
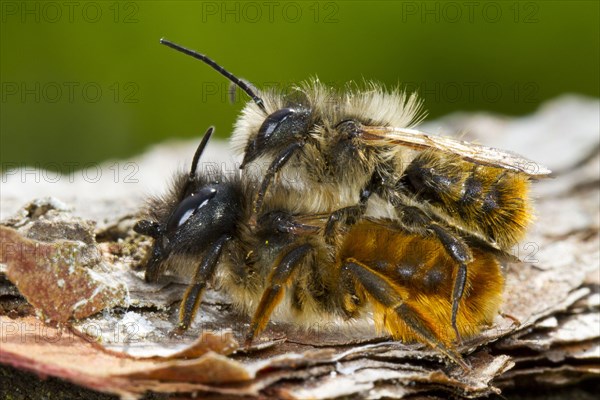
134, 39, 549, 368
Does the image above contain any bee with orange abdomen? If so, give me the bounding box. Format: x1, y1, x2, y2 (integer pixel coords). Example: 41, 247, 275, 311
134, 128, 504, 369
157, 38, 549, 341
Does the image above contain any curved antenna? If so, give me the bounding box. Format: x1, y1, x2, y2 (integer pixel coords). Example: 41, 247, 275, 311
190, 126, 214, 179
160, 38, 266, 113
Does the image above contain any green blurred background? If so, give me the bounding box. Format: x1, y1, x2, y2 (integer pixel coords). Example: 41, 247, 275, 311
1, 1, 598, 172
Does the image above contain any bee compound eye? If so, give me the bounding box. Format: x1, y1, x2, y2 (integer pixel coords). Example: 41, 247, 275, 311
242, 107, 311, 167
258, 108, 297, 140
166, 187, 217, 233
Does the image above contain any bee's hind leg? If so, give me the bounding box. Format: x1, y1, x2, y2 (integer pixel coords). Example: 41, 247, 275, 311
392, 204, 473, 345
175, 235, 231, 334
244, 243, 313, 346
340, 258, 469, 371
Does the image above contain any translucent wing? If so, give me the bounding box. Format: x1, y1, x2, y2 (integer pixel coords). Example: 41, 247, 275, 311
361, 126, 552, 177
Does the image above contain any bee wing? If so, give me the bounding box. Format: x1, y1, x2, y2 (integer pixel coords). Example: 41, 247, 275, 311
361, 126, 552, 177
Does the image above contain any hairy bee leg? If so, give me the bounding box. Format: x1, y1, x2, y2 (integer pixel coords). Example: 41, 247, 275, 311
324, 178, 376, 240
176, 235, 231, 333
341, 259, 469, 371
394, 303, 469, 371
324, 204, 365, 239
394, 205, 472, 344
253, 142, 304, 213
427, 223, 470, 344
244, 244, 313, 346
451, 262, 467, 343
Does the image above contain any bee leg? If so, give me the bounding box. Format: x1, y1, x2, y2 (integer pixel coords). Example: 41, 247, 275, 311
395, 205, 472, 344
429, 223, 469, 345
175, 235, 231, 334
325, 172, 378, 240
452, 265, 467, 344
244, 244, 313, 347
253, 142, 304, 213
134, 220, 166, 282
341, 259, 469, 371
324, 200, 367, 240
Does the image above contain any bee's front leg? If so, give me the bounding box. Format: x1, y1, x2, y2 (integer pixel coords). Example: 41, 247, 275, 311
324, 203, 367, 240
175, 235, 231, 334
253, 142, 304, 214
324, 172, 379, 241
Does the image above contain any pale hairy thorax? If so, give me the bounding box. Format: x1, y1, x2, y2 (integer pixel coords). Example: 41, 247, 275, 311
230, 79, 425, 215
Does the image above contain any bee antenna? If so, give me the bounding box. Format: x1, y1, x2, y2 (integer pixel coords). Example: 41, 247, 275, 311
160, 38, 266, 113
190, 126, 214, 179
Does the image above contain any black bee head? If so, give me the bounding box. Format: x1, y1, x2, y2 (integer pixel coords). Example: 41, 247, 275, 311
241, 107, 312, 167
134, 127, 242, 282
